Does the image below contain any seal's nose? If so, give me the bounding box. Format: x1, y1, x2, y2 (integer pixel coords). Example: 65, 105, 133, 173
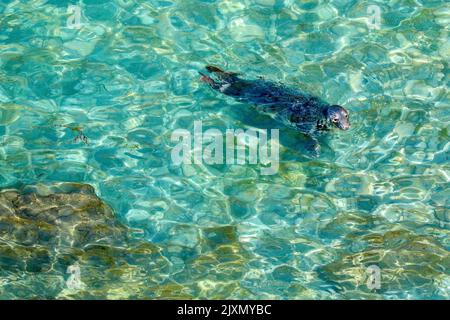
341, 123, 350, 130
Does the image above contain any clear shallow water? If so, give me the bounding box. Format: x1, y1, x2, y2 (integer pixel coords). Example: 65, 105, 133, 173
0, 0, 449, 299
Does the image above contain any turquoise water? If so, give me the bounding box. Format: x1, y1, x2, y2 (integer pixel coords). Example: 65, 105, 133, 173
0, 0, 449, 299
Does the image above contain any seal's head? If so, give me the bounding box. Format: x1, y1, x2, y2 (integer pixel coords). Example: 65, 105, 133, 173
325, 105, 350, 130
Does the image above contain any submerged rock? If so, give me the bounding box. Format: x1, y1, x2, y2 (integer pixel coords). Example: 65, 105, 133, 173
0, 183, 174, 299
0, 183, 128, 251
316, 229, 450, 299
0, 183, 256, 299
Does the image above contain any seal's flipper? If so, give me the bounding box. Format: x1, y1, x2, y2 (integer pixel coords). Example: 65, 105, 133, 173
199, 72, 221, 90
205, 65, 225, 73
205, 65, 240, 82
304, 135, 320, 157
